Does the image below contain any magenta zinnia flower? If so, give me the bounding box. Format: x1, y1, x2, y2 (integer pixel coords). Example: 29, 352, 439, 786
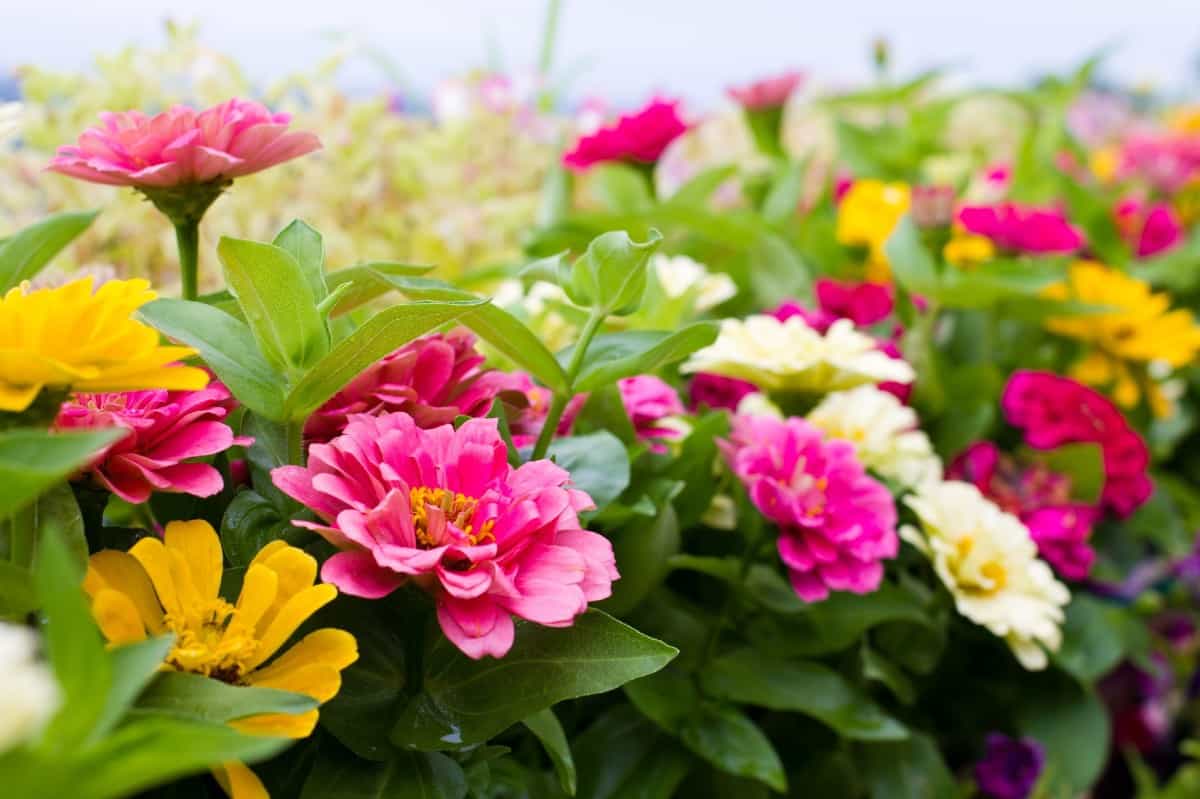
47, 99, 320, 189
562, 98, 688, 172
54, 382, 249, 504
726, 71, 804, 110
272, 412, 618, 659
688, 373, 758, 412
957, 202, 1085, 255
1115, 198, 1184, 258
617, 375, 685, 449
721, 413, 898, 602
304, 329, 522, 444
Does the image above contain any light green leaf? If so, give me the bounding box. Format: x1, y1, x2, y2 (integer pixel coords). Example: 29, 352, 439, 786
588, 164, 654, 213
569, 324, 718, 393
274, 219, 328, 302
0, 210, 98, 292
524, 708, 577, 796
561, 229, 663, 316
134, 671, 316, 723
884, 216, 940, 296
665, 165, 737, 208
92, 636, 175, 738
1025, 442, 1105, 505
0, 428, 122, 519
0, 560, 35, 619
761, 161, 806, 224
1, 481, 88, 570
326, 261, 436, 317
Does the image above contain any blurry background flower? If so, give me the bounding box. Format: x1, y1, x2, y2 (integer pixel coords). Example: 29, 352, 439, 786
0, 622, 59, 754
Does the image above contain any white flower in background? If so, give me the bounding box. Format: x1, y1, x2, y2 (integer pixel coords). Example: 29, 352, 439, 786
0, 102, 23, 145
0, 622, 60, 752
735, 391, 783, 419
808, 385, 942, 490
901, 481, 1070, 671
682, 315, 913, 394
653, 254, 737, 312
943, 95, 1031, 163
655, 108, 765, 208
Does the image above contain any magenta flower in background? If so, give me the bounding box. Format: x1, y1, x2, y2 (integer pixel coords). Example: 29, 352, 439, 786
974, 733, 1045, 799
688, 373, 758, 412
562, 98, 688, 171
305, 329, 522, 444
1117, 133, 1200, 195
721, 413, 898, 602
617, 375, 685, 448
957, 202, 1085, 255
272, 412, 618, 659
726, 71, 804, 110
1115, 198, 1184, 258
47, 99, 320, 188
505, 372, 588, 449
54, 381, 250, 504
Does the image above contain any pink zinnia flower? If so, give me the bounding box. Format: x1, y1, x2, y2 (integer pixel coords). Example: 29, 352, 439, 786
504, 373, 587, 449
1002, 371, 1152, 518
957, 202, 1085, 255
272, 412, 618, 659
726, 71, 804, 110
47, 98, 320, 188
688, 373, 758, 412
1115, 198, 1184, 258
617, 375, 685, 448
54, 382, 250, 504
305, 329, 522, 444
562, 99, 688, 171
1117, 133, 1200, 195
721, 414, 898, 602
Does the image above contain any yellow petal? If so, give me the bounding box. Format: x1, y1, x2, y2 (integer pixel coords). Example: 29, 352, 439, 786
164, 520, 224, 602
247, 662, 342, 703
248, 584, 337, 669
235, 564, 280, 632
257, 546, 318, 630
130, 538, 183, 619
0, 382, 42, 412
229, 709, 319, 739
212, 762, 269, 799
91, 589, 148, 645
249, 629, 358, 683
85, 550, 165, 634
248, 540, 291, 569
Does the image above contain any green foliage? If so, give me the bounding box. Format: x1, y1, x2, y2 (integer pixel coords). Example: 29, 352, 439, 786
0, 210, 98, 291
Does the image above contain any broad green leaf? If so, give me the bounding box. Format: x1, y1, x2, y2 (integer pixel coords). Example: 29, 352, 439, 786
300, 748, 467, 799
92, 635, 175, 738
574, 705, 693, 799
1054, 595, 1134, 683
218, 236, 328, 373
600, 504, 680, 617
588, 164, 654, 213
523, 709, 577, 796
0, 210, 98, 292
1016, 677, 1110, 794
541, 432, 630, 511
0, 428, 122, 519
219, 489, 309, 568
1, 481, 88, 570
326, 261, 436, 317
138, 298, 285, 419
274, 219, 328, 302
0, 559, 35, 619
135, 671, 316, 723
701, 648, 908, 740
391, 609, 677, 749
677, 705, 786, 792
569, 324, 718, 393
884, 216, 940, 296
561, 229, 663, 316
857, 732, 957, 799
283, 299, 485, 420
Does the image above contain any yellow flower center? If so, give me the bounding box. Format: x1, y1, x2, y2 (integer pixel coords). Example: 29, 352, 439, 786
409, 487, 496, 549
163, 597, 259, 682
952, 535, 1008, 596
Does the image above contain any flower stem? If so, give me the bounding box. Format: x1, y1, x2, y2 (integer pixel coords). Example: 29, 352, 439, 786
9, 503, 37, 569
173, 218, 201, 301
285, 420, 305, 466
528, 308, 605, 461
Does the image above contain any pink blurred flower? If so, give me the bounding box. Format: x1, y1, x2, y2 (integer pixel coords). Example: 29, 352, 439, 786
688, 373, 758, 412
504, 373, 587, 449
721, 414, 898, 601
304, 329, 522, 444
618, 376, 685, 448
957, 202, 1085, 255
54, 382, 250, 504
726, 71, 804, 110
563, 98, 688, 171
1117, 133, 1200, 195
47, 99, 320, 188
272, 412, 617, 659
1115, 198, 1184, 258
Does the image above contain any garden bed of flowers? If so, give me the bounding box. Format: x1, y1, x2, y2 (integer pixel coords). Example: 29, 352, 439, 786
3, 25, 1200, 799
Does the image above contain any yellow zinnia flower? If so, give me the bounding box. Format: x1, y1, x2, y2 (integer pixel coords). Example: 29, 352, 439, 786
943, 229, 996, 268
1043, 261, 1200, 413
84, 520, 358, 799
836, 179, 911, 282
0, 277, 208, 412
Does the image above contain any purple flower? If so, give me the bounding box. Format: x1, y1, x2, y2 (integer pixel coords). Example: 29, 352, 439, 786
974, 734, 1045, 799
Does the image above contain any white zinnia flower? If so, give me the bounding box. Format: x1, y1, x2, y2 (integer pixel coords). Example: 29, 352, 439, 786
808, 385, 941, 490
653, 254, 737, 312
0, 102, 22, 146
0, 622, 60, 752
681, 315, 914, 394
901, 481, 1070, 671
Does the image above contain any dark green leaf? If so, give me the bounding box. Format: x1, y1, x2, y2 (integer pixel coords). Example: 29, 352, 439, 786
1016, 677, 1110, 794
301, 747, 467, 799
573, 705, 693, 799
1, 481, 89, 570
600, 504, 680, 617
219, 489, 309, 568
542, 432, 630, 512
0, 210, 98, 292
857, 732, 957, 799
570, 324, 718, 393
135, 671, 317, 723
523, 709, 577, 796
677, 705, 786, 792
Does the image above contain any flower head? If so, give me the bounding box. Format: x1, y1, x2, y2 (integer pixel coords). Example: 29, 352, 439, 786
0, 622, 59, 754
304, 329, 522, 444
722, 413, 898, 602
0, 277, 208, 413
272, 413, 618, 659
563, 99, 687, 171
85, 520, 356, 737
974, 733, 1045, 799
503, 372, 588, 449
902, 481, 1070, 670
726, 71, 804, 110
836, 179, 911, 281
1115, 198, 1184, 258
957, 203, 1085, 255
681, 315, 914, 395
54, 382, 250, 504
48, 99, 320, 189
652, 254, 737, 312
618, 375, 686, 448
688, 373, 759, 412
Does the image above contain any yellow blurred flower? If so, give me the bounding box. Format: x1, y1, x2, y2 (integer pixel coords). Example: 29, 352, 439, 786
836, 179, 911, 281
1043, 261, 1200, 413
1088, 146, 1119, 183
943, 230, 995, 268
85, 520, 357, 799
0, 277, 207, 412
1167, 105, 1200, 134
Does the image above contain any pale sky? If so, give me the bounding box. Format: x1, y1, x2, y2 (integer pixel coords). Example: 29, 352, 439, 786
4, 0, 1199, 105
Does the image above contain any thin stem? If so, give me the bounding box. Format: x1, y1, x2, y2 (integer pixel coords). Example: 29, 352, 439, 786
536, 0, 563, 110
173, 219, 201, 301
285, 420, 305, 466
529, 308, 605, 461
9, 503, 37, 568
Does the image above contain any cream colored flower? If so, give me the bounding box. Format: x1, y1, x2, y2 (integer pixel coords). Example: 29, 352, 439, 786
681, 315, 914, 394
901, 481, 1070, 671
0, 622, 60, 753
653, 254, 737, 312
735, 391, 784, 419
808, 385, 941, 490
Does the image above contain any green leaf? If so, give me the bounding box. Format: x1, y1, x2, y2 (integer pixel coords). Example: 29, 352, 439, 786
677, 705, 786, 792
391, 609, 677, 749
134, 671, 317, 723
573, 705, 693, 799
0, 559, 35, 619
325, 262, 436, 317
1025, 442, 1105, 505
219, 489, 309, 568
745, 233, 811, 309
274, 219, 328, 303
600, 504, 680, 617
1, 481, 89, 570
1054, 595, 1132, 683
570, 324, 718, 392
137, 298, 285, 419
92, 635, 175, 738
666, 165, 738, 208
0, 210, 98, 292
300, 748, 467, 799
0, 428, 122, 519
857, 732, 957, 799
561, 229, 663, 316
589, 164, 654, 213
283, 299, 485, 419
523, 709, 577, 796
541, 432, 630, 512
761, 161, 806, 224
1016, 677, 1110, 794
701, 648, 908, 741
884, 216, 940, 296
218, 236, 328, 373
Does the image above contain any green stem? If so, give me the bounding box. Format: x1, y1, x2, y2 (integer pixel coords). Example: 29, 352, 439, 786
9, 503, 37, 568
173, 218, 200, 301
529, 308, 605, 461
536, 0, 563, 110
285, 420, 305, 466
